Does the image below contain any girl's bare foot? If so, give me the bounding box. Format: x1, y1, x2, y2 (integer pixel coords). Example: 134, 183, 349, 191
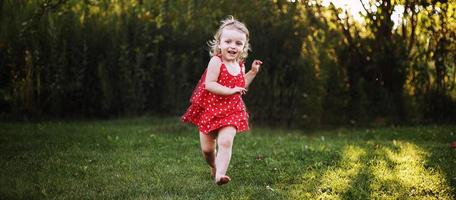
215, 175, 231, 185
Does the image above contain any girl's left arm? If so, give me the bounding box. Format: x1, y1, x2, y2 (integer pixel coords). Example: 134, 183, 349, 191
244, 60, 262, 89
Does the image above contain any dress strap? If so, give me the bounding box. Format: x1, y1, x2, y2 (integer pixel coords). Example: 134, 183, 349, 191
216, 54, 223, 62
215, 55, 244, 73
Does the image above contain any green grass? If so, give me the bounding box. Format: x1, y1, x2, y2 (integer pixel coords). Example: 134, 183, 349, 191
0, 117, 455, 199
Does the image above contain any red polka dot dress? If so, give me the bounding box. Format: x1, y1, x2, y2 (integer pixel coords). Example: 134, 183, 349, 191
181, 57, 249, 134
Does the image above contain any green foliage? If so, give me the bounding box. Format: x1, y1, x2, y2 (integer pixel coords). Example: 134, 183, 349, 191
0, 0, 455, 125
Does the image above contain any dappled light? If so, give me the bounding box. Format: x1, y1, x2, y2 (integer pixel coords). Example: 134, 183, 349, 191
370, 141, 452, 198
288, 145, 368, 199
288, 141, 454, 199
314, 145, 366, 198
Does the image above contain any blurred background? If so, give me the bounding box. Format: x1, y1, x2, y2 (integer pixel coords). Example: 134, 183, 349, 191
0, 0, 455, 127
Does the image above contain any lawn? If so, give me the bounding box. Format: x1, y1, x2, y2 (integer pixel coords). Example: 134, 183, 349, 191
0, 117, 455, 199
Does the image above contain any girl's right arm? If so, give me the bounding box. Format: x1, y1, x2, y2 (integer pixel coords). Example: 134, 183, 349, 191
205, 57, 247, 95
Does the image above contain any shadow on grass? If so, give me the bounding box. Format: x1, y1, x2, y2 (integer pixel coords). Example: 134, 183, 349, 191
340, 160, 373, 199
314, 125, 456, 144
233, 138, 343, 199
281, 138, 455, 199
299, 144, 371, 199
422, 144, 456, 198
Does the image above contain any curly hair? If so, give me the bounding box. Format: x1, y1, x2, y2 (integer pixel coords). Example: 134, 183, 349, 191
208, 16, 250, 60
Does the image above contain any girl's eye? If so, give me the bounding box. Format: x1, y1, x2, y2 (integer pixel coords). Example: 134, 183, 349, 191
236, 42, 243, 46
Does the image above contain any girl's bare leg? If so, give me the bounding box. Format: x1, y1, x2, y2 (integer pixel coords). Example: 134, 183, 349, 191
199, 132, 217, 177
215, 126, 236, 185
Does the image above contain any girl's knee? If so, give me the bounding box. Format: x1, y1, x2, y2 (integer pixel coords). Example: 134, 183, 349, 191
217, 126, 236, 149
201, 146, 215, 154
218, 137, 234, 149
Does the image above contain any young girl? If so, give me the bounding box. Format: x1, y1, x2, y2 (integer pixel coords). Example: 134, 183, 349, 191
181, 16, 262, 185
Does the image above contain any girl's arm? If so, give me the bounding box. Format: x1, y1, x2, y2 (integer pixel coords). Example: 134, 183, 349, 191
244, 60, 262, 89
205, 57, 247, 95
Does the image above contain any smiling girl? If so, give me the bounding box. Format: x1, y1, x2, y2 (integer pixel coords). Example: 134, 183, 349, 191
181, 16, 262, 185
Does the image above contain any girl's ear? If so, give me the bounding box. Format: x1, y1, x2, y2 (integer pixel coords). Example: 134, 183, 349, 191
217, 44, 221, 53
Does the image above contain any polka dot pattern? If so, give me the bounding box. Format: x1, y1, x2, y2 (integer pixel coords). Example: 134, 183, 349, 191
182, 58, 249, 134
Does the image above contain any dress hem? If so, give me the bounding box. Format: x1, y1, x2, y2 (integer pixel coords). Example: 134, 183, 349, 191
181, 118, 249, 134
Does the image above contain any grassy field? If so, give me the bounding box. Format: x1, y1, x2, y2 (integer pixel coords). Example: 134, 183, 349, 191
0, 117, 455, 199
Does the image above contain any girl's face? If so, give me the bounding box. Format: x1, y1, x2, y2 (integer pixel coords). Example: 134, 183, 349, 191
218, 28, 246, 62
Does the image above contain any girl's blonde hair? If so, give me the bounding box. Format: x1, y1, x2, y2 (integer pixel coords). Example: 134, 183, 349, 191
208, 16, 250, 60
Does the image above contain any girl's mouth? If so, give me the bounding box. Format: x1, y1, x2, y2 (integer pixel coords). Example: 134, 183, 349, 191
227, 50, 237, 55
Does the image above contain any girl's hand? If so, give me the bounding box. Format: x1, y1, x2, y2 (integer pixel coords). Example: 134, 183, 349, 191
232, 86, 247, 95
251, 60, 263, 73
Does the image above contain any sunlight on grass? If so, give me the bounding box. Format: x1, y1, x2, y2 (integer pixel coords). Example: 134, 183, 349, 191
370, 141, 453, 199
315, 145, 366, 199
288, 141, 454, 199
289, 145, 366, 199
